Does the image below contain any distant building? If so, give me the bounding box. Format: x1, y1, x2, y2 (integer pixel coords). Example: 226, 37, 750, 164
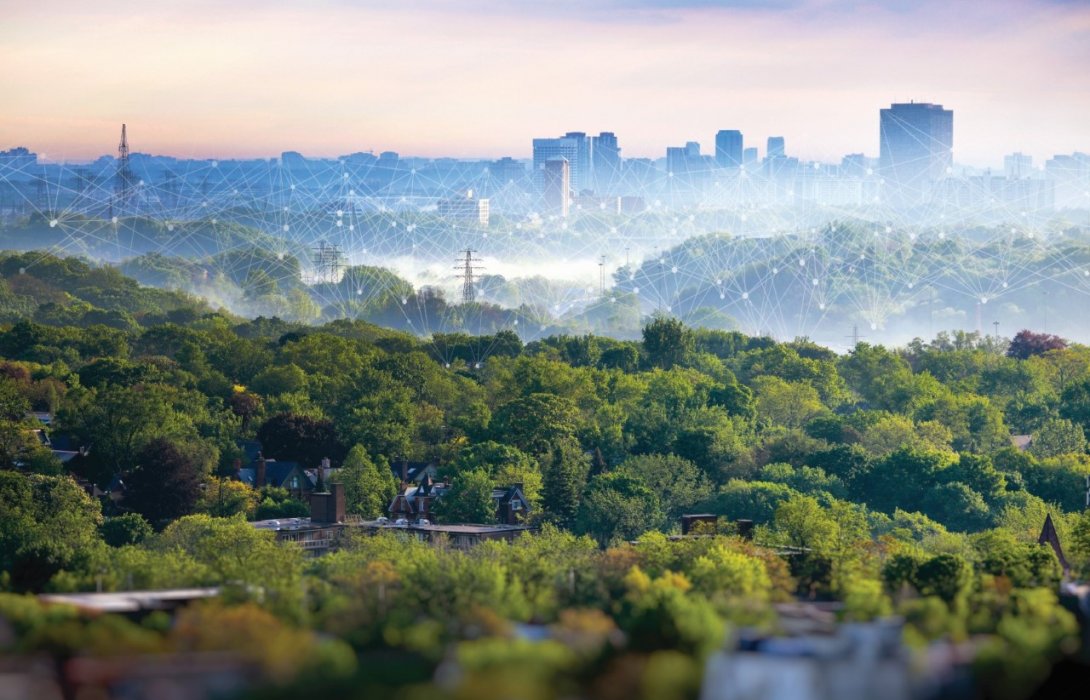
542, 157, 571, 216
489, 157, 525, 185
743, 147, 759, 170
879, 101, 953, 206
533, 134, 587, 192
0, 147, 37, 170
767, 136, 786, 159
591, 131, 621, 189
437, 189, 489, 227
715, 130, 744, 169
1004, 152, 1033, 179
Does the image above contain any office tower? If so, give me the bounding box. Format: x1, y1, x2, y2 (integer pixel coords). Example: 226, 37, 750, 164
1004, 153, 1032, 179
542, 158, 570, 217
715, 130, 743, 169
767, 137, 785, 159
591, 132, 621, 189
666, 146, 690, 177
564, 132, 591, 191
743, 147, 758, 169
533, 134, 588, 192
878, 101, 953, 205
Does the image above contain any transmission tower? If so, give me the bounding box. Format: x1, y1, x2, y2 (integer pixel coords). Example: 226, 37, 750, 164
311, 241, 343, 284
455, 249, 484, 304
112, 123, 136, 217
846, 324, 866, 347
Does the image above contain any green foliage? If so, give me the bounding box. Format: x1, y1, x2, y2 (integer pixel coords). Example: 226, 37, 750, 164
577, 472, 663, 544
336, 445, 397, 519
434, 468, 496, 524
100, 513, 153, 547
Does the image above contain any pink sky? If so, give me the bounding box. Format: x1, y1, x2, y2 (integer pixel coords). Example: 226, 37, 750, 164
1, 0, 1088, 166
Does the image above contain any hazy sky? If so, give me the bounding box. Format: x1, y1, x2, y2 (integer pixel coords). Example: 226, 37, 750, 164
2, 0, 1088, 166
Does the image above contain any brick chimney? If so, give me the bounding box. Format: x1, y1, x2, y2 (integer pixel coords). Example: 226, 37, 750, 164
255, 452, 267, 489
310, 482, 347, 524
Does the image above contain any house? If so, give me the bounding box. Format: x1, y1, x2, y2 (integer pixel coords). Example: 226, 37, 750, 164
492, 484, 531, 525
237, 454, 315, 499
388, 475, 448, 522
251, 484, 348, 555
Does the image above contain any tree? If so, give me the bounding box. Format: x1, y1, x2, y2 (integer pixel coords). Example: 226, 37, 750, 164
541, 438, 589, 528
576, 472, 663, 544
198, 477, 259, 518
642, 316, 694, 370
448, 441, 543, 508
250, 364, 308, 396
432, 468, 496, 524
1029, 418, 1087, 458
256, 413, 345, 468
490, 394, 581, 456
773, 494, 839, 552
336, 445, 397, 519
0, 471, 104, 591
125, 438, 203, 525
753, 376, 828, 429
1007, 330, 1066, 360
100, 513, 153, 547
615, 454, 707, 520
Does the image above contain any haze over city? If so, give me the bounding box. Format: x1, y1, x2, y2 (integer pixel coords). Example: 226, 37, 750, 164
2, 0, 1089, 165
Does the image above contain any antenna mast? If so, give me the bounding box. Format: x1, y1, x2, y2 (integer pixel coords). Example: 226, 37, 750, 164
311, 241, 343, 284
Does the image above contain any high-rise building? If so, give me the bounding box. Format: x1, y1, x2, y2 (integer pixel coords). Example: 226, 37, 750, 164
1004, 153, 1033, 179
715, 130, 743, 169
564, 132, 591, 192
533, 134, 588, 193
743, 147, 759, 170
542, 158, 570, 217
879, 101, 953, 205
767, 137, 785, 159
591, 132, 621, 189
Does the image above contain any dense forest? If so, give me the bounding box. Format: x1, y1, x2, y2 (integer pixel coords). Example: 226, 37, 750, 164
1, 251, 1089, 699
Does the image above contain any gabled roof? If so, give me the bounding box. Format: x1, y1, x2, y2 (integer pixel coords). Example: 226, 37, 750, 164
390, 460, 438, 484
1039, 513, 1070, 574
491, 485, 528, 507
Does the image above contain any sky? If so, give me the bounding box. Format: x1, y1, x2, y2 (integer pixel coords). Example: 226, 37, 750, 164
1, 0, 1088, 166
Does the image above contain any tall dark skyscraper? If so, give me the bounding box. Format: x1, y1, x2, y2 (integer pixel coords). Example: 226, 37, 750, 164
879, 101, 953, 205
715, 130, 743, 169
542, 158, 570, 217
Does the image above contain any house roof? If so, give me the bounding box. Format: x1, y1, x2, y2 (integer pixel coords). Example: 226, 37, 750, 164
390, 460, 438, 484
239, 459, 313, 489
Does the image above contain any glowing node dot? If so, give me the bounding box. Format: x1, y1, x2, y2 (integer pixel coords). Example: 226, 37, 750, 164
18, 268, 25, 275
720, 294, 726, 300
336, 220, 342, 227
742, 292, 749, 300
1002, 282, 1008, 289
49, 219, 57, 228
336, 210, 343, 217
167, 225, 174, 232
980, 296, 988, 304
211, 219, 217, 224
870, 324, 878, 331
715, 279, 722, 285
819, 303, 826, 310
212, 161, 219, 168
885, 226, 892, 233
633, 287, 640, 294
812, 278, 819, 286
282, 225, 289, 232
671, 266, 678, 273
908, 283, 914, 289
772, 267, 779, 274
401, 298, 407, 305
111, 216, 118, 223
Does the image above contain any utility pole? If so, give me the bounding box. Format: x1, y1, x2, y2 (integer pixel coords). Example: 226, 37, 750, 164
993, 320, 999, 345
454, 249, 483, 304
598, 255, 606, 295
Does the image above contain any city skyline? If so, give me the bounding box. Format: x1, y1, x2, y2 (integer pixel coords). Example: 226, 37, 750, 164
2, 0, 1088, 166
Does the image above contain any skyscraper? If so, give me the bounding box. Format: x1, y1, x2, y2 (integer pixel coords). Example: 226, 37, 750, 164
542, 158, 570, 217
533, 134, 588, 192
879, 101, 953, 205
1004, 152, 1032, 179
767, 136, 785, 159
715, 130, 743, 169
591, 132, 621, 189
